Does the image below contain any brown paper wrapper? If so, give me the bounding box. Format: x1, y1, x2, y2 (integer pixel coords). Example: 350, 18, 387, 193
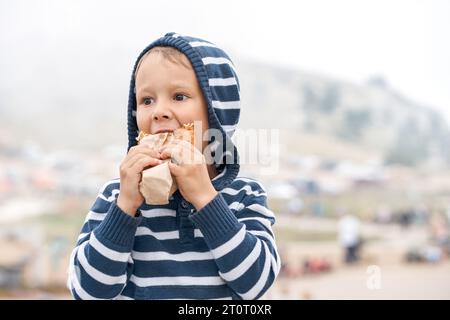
138, 161, 178, 205
136, 124, 194, 205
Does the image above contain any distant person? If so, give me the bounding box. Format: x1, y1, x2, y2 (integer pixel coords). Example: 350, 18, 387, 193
398, 210, 414, 229
338, 213, 361, 264
67, 33, 280, 300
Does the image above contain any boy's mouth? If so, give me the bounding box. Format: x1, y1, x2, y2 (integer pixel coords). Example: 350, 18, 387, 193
152, 128, 177, 134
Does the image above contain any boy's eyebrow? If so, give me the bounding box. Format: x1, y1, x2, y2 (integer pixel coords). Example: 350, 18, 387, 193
167, 80, 193, 89
137, 80, 194, 92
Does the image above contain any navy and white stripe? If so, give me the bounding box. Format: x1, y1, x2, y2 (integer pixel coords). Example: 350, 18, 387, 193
68, 176, 280, 300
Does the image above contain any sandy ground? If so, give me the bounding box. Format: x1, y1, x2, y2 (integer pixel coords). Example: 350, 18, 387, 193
263, 216, 450, 299
265, 261, 450, 299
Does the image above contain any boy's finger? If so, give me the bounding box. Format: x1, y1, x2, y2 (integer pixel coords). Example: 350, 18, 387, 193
122, 152, 143, 169
127, 147, 161, 164
127, 143, 161, 158
167, 161, 182, 176
161, 144, 204, 165
159, 146, 178, 160
123, 153, 147, 169
161, 147, 187, 166
127, 144, 151, 156
127, 153, 162, 170
139, 148, 162, 159
130, 156, 163, 173
160, 141, 194, 156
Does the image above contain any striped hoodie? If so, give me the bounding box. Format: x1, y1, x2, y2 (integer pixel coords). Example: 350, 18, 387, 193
68, 32, 280, 300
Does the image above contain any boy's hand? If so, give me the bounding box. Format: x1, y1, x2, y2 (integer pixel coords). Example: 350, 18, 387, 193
159, 140, 218, 211
117, 144, 163, 216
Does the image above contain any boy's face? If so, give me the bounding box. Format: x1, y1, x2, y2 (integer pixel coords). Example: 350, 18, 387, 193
135, 51, 209, 150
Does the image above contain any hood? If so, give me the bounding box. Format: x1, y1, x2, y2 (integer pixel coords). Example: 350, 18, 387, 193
126, 32, 240, 190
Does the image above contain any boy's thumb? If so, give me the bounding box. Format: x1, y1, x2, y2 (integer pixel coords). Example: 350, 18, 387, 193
168, 161, 181, 176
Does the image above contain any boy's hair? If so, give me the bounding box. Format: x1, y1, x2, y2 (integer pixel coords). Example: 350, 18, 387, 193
134, 46, 191, 79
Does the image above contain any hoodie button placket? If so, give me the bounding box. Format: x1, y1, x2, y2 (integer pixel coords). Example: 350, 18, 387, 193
179, 199, 194, 244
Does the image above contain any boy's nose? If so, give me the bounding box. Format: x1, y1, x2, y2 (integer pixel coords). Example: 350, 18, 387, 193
152, 104, 172, 121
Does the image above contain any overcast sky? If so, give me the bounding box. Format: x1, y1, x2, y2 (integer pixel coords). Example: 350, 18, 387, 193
1, 0, 449, 123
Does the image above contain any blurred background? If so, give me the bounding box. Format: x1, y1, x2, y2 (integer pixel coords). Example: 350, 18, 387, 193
1, 0, 449, 299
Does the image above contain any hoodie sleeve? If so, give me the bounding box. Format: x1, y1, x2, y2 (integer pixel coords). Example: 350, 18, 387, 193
189, 179, 281, 300
67, 180, 142, 300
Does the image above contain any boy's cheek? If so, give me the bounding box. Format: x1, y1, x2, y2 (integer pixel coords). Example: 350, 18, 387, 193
136, 112, 151, 132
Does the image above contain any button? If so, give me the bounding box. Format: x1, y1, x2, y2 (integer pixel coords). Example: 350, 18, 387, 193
181, 200, 189, 209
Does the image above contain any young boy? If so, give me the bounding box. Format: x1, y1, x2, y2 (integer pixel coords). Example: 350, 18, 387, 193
68, 32, 280, 300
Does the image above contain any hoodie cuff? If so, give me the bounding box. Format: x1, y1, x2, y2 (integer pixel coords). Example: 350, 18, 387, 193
94, 201, 142, 249
189, 193, 241, 243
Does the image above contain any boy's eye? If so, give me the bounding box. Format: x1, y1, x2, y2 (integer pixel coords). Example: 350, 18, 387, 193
143, 97, 154, 105
174, 94, 188, 101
